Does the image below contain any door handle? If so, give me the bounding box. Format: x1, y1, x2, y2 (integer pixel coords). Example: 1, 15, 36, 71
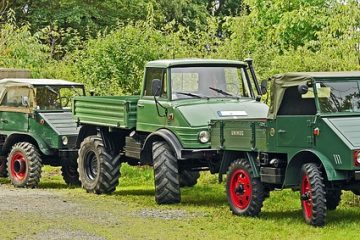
1, 119, 8, 123
278, 129, 286, 133
137, 104, 144, 108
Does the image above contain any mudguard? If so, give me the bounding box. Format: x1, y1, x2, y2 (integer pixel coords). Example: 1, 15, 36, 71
3, 132, 51, 155
284, 149, 348, 187
141, 128, 183, 164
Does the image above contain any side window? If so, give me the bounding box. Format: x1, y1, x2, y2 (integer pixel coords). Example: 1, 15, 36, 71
0, 87, 32, 107
143, 68, 167, 97
278, 86, 316, 115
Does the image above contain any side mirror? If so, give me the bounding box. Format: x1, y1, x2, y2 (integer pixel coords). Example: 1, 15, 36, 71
21, 96, 29, 107
298, 85, 309, 95
152, 79, 162, 96
260, 80, 267, 95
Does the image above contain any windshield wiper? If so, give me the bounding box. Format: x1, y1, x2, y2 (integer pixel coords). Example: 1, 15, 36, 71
175, 91, 203, 98
209, 87, 233, 96
46, 85, 59, 95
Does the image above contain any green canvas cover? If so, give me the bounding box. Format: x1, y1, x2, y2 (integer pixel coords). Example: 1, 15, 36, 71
0, 68, 31, 79
268, 72, 360, 119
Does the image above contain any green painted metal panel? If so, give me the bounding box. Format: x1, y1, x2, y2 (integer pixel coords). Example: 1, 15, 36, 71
210, 119, 267, 151
0, 112, 29, 132
73, 96, 139, 129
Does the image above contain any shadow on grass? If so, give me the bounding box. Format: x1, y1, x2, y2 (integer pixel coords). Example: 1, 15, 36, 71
38, 182, 80, 190
113, 188, 155, 196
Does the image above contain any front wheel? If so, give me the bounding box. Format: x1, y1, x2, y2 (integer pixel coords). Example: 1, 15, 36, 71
7, 142, 42, 188
61, 160, 81, 186
300, 163, 326, 226
226, 159, 264, 216
179, 170, 200, 187
153, 141, 180, 204
77, 135, 120, 194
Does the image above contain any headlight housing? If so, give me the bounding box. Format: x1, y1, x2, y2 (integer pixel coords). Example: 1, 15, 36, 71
198, 130, 210, 143
62, 136, 68, 146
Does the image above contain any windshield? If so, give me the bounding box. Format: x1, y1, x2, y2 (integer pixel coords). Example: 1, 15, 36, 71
170, 66, 252, 100
35, 86, 84, 110
316, 80, 360, 113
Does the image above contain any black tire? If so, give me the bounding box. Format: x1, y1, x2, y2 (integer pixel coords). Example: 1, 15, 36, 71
351, 189, 360, 195
300, 163, 326, 227
7, 142, 42, 188
226, 159, 264, 217
179, 170, 200, 187
153, 141, 180, 204
326, 188, 341, 210
61, 160, 81, 186
0, 156, 8, 177
77, 135, 120, 194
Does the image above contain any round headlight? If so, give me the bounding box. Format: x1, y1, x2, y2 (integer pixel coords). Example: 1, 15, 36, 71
198, 130, 210, 143
62, 136, 68, 145
355, 151, 360, 166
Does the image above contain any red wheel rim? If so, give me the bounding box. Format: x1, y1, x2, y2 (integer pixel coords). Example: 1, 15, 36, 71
10, 152, 27, 180
229, 169, 252, 209
301, 175, 312, 219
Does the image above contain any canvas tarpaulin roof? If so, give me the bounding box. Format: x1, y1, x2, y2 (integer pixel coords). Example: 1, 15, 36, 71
268, 72, 360, 119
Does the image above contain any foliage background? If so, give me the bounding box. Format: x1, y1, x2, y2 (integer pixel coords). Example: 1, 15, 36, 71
0, 0, 359, 95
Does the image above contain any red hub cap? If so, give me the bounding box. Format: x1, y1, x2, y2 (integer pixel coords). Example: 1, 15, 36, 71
229, 169, 252, 209
10, 152, 27, 180
301, 175, 312, 219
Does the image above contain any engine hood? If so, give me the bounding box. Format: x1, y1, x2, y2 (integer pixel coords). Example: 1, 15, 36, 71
175, 99, 269, 127
325, 116, 360, 149
38, 111, 79, 136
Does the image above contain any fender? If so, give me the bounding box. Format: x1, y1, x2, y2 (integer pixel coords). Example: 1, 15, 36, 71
284, 149, 348, 187
3, 132, 51, 155
75, 125, 97, 148
219, 151, 260, 179
141, 128, 183, 164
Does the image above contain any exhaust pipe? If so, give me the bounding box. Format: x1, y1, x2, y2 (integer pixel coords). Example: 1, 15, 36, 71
244, 58, 262, 95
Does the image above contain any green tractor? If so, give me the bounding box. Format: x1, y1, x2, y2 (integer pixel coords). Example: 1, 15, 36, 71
210, 72, 360, 226
0, 78, 85, 187
72, 59, 267, 204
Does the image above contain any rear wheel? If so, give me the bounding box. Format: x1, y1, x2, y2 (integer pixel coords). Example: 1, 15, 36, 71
300, 163, 326, 227
77, 135, 120, 194
153, 141, 180, 204
7, 142, 42, 188
326, 188, 341, 210
179, 170, 200, 187
0, 156, 8, 177
226, 159, 264, 216
61, 160, 81, 186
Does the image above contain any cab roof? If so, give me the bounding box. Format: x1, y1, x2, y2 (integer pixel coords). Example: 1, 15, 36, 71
0, 78, 84, 87
275, 71, 360, 80
146, 59, 247, 68
268, 71, 360, 119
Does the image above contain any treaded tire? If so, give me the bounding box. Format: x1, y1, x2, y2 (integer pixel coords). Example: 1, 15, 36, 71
153, 141, 180, 204
7, 142, 42, 188
226, 159, 264, 217
0, 156, 8, 177
325, 189, 341, 210
179, 170, 200, 187
61, 161, 81, 186
77, 135, 120, 194
300, 163, 326, 227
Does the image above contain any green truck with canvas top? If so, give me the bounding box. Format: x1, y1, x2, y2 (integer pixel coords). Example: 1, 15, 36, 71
72, 58, 268, 204
209, 72, 360, 226
0, 75, 85, 188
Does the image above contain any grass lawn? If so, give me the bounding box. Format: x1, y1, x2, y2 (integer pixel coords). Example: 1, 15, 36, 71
1, 164, 360, 239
